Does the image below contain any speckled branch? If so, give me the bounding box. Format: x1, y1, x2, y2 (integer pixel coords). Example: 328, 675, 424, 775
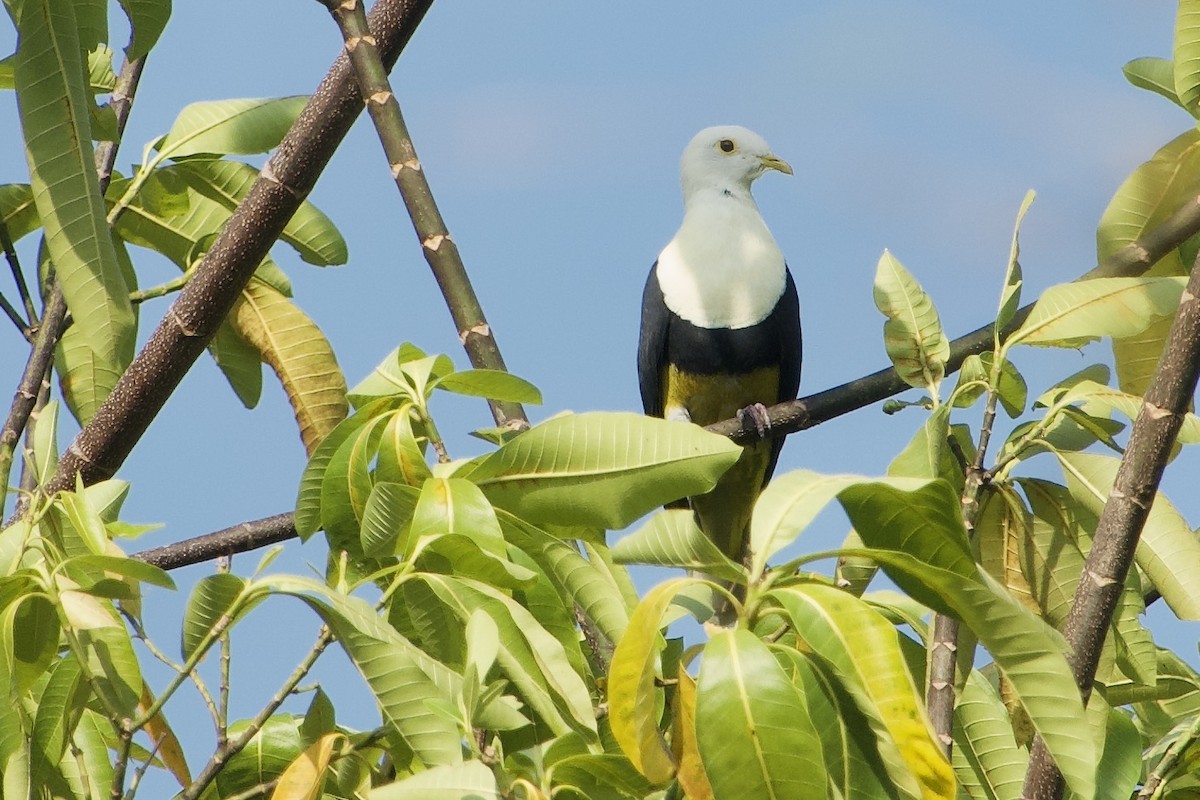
321, 0, 527, 431
1020, 260, 1200, 797
34, 0, 434, 498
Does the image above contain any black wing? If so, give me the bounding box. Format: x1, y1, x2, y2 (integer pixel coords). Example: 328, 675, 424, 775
637, 262, 669, 418
764, 266, 803, 485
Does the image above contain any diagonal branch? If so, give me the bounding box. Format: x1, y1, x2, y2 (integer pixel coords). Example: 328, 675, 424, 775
1021, 259, 1200, 796
33, 0, 434, 499
320, 0, 527, 430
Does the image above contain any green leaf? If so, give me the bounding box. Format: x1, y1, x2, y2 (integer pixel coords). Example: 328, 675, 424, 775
1097, 129, 1200, 271
696, 628, 828, 799
549, 753, 658, 800
771, 584, 952, 799
231, 278, 348, 456
461, 412, 741, 529
1010, 276, 1185, 347
996, 190, 1034, 339
171, 159, 347, 266
749, 470, 863, 576
359, 481, 420, 556
609, 577, 702, 783
951, 669, 1028, 800
1058, 378, 1200, 443
1176, 0, 1200, 114
85, 45, 116, 94
72, 0, 106, 53
294, 399, 398, 538
181, 573, 246, 660
416, 574, 598, 740
499, 509, 631, 645
28, 398, 59, 486
9, 595, 60, 694
833, 478, 1095, 798
30, 657, 87, 790
117, 0, 172, 62
63, 554, 175, 590
1114, 313, 1176, 398
1056, 451, 1200, 619
1123, 57, 1186, 109
319, 415, 388, 554
215, 715, 304, 797
419, 534, 537, 590
873, 249, 949, 395
612, 509, 743, 582
208, 320, 263, 407
261, 576, 467, 765
1072, 699, 1141, 800
14, 0, 135, 414
0, 183, 38, 242
156, 96, 309, 159
434, 369, 542, 404
410, 478, 505, 555
376, 407, 432, 486
367, 761, 500, 799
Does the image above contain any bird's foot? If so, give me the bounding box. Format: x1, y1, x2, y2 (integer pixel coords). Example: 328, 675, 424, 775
737, 402, 772, 438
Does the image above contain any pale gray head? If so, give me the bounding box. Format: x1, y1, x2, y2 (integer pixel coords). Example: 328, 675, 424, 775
679, 125, 792, 201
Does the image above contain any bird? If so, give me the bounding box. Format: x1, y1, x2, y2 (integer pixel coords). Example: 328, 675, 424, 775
637, 125, 802, 565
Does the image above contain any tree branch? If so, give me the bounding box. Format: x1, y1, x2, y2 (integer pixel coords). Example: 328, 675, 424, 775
128, 196, 1200, 571
320, 0, 527, 431
133, 513, 297, 570
1021, 250, 1200, 799
709, 189, 1200, 447
34, 0, 434, 499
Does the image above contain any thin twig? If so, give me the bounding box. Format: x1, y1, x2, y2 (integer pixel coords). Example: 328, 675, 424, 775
217, 555, 232, 748
1139, 712, 1200, 798
320, 0, 527, 431
179, 627, 335, 800
0, 218, 35, 326
1021, 251, 1200, 799
0, 291, 29, 338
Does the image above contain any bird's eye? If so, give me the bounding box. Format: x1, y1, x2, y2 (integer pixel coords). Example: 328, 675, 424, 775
718, 138, 736, 153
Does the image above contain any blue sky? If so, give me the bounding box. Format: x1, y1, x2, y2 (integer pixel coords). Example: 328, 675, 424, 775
1, 2, 1198, 792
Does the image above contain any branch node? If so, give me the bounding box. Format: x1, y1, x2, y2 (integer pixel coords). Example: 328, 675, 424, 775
390, 159, 421, 177
169, 307, 200, 338
1143, 401, 1172, 421
460, 322, 491, 343
422, 233, 451, 252
1086, 569, 1118, 588
367, 90, 393, 106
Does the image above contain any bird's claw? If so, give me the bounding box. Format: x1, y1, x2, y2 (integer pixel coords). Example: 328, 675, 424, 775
737, 403, 772, 438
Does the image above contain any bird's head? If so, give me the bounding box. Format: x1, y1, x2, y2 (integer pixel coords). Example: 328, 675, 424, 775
679, 125, 792, 201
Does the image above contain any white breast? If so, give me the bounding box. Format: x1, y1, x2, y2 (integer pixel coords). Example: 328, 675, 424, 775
655, 194, 787, 330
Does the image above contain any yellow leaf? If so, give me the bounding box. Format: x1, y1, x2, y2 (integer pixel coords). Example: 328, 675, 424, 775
270, 732, 343, 800
138, 684, 191, 787
609, 577, 705, 784
671, 666, 713, 800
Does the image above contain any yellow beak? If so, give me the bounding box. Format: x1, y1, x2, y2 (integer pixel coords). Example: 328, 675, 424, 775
760, 154, 794, 175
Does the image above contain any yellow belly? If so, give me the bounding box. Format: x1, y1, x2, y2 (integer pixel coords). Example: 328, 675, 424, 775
662, 365, 780, 560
